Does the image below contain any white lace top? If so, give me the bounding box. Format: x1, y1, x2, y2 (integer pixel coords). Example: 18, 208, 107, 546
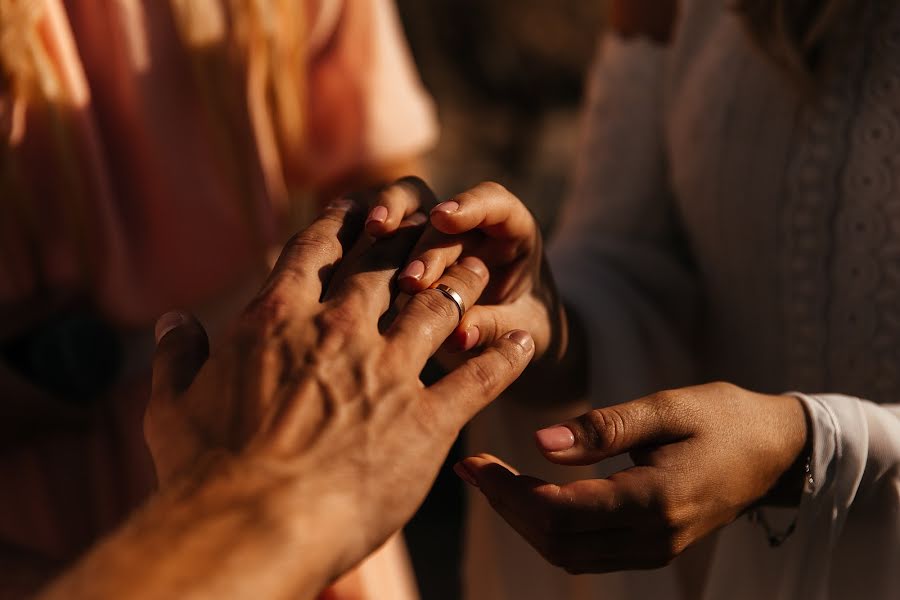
465, 1, 900, 598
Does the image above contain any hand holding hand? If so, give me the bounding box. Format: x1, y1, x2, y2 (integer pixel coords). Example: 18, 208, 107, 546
457, 382, 808, 574
393, 182, 564, 363
143, 183, 536, 594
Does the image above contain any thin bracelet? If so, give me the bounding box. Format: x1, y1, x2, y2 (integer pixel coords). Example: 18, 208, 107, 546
747, 454, 813, 547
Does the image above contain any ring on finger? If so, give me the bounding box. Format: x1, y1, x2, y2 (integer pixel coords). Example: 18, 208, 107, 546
428, 283, 466, 322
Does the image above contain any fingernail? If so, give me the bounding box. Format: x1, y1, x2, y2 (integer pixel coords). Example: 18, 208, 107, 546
406, 212, 427, 226
367, 205, 388, 224
431, 200, 459, 215
399, 260, 426, 281
504, 330, 534, 353
463, 326, 480, 351
327, 198, 355, 211
453, 462, 479, 488
535, 426, 575, 452
154, 311, 186, 343
459, 256, 488, 278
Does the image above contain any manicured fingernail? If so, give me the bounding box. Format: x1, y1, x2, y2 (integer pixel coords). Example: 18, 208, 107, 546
327, 198, 355, 211
463, 326, 480, 351
504, 330, 534, 353
458, 256, 488, 278
431, 200, 459, 215
535, 426, 575, 452
399, 260, 425, 281
154, 311, 186, 343
367, 205, 388, 224
453, 462, 479, 488
406, 212, 427, 226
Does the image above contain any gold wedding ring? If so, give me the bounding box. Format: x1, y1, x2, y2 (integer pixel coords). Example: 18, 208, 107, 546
430, 283, 466, 322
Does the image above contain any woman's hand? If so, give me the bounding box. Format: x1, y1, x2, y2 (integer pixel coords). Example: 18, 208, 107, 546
455, 382, 809, 574
138, 188, 535, 597
394, 182, 564, 363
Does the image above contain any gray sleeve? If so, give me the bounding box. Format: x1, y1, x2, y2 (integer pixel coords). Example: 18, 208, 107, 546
548, 34, 698, 407
783, 393, 900, 598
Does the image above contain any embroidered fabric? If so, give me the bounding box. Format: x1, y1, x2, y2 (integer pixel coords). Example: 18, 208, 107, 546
785, 3, 900, 404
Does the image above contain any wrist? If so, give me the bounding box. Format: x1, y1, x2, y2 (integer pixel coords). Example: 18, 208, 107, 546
43, 452, 346, 600
759, 394, 811, 507
153, 454, 341, 598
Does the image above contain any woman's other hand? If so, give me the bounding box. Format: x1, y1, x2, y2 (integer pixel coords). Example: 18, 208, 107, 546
144, 191, 536, 592
396, 182, 564, 364
456, 382, 809, 574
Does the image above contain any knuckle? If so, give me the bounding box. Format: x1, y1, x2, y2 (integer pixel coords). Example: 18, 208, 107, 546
653, 532, 687, 566
412, 289, 459, 322
448, 263, 484, 289
659, 500, 689, 532
666, 535, 687, 561
293, 227, 336, 252
468, 356, 499, 394
580, 408, 625, 453
646, 389, 683, 414
480, 309, 502, 341
478, 180, 509, 196
316, 304, 360, 339
453, 189, 481, 207
242, 292, 291, 334
419, 246, 448, 266
483, 344, 521, 381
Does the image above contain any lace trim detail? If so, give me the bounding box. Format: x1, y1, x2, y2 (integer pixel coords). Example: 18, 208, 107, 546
784, 3, 900, 403
782, 46, 864, 393
832, 4, 900, 400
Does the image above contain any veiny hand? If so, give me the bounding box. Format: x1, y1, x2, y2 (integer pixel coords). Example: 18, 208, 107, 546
395, 182, 564, 362
456, 382, 808, 574
144, 186, 536, 592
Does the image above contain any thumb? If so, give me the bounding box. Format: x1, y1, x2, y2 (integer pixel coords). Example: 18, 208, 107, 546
151, 311, 209, 397
534, 396, 688, 466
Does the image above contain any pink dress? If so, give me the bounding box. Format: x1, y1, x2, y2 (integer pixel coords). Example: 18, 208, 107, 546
0, 1, 436, 597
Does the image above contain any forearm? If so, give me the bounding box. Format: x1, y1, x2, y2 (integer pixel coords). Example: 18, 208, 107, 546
39, 455, 338, 600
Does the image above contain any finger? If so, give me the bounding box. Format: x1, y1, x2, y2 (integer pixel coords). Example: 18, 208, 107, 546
396, 228, 472, 294
456, 456, 573, 566
259, 199, 366, 308
426, 330, 535, 428
429, 181, 537, 241
387, 257, 490, 364
365, 176, 437, 237
325, 212, 428, 317
151, 311, 209, 397
457, 453, 587, 555
457, 459, 668, 571
444, 295, 549, 353
460, 454, 645, 531
534, 395, 690, 465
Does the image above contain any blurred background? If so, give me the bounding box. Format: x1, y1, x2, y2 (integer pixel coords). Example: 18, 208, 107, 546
394, 3, 607, 598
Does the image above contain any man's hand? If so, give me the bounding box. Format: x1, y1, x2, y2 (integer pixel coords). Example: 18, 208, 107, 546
456, 382, 808, 574
42, 186, 535, 599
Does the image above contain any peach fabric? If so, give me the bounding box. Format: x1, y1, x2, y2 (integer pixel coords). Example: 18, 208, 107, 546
0, 0, 437, 325
0, 1, 435, 597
